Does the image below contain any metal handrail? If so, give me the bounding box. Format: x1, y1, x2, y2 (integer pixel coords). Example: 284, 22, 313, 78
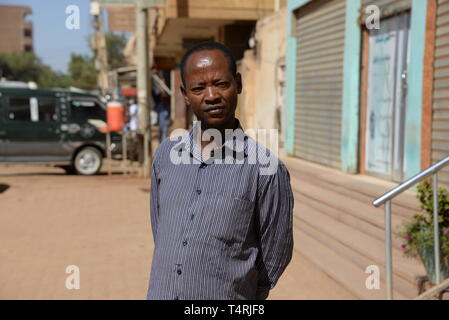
372, 155, 449, 300
373, 156, 449, 207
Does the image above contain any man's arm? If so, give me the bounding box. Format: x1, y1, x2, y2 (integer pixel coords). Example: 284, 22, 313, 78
255, 162, 294, 300
150, 150, 161, 244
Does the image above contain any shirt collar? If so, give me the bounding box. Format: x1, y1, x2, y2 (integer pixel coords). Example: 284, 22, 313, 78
177, 119, 248, 163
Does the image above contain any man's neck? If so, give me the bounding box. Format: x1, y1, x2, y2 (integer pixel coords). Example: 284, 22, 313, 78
198, 118, 237, 150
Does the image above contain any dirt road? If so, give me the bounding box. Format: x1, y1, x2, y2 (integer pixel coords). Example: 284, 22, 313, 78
0, 163, 355, 300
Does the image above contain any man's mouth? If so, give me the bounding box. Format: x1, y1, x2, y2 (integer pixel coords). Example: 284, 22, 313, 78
204, 106, 225, 114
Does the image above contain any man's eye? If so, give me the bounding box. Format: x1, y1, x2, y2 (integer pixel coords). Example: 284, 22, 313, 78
217, 82, 228, 88
192, 87, 203, 92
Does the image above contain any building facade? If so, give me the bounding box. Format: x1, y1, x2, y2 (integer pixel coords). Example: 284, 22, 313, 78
101, 0, 282, 130
286, 0, 449, 188
236, 7, 287, 145
0, 5, 33, 53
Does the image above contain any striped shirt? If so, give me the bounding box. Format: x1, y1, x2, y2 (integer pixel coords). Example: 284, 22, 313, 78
147, 120, 294, 300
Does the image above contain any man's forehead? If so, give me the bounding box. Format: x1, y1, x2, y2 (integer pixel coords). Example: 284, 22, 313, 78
195, 57, 213, 68
185, 49, 229, 71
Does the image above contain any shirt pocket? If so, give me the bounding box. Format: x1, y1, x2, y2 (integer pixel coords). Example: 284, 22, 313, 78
204, 195, 255, 246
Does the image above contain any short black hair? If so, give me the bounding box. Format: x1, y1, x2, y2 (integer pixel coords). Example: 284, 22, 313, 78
180, 41, 237, 86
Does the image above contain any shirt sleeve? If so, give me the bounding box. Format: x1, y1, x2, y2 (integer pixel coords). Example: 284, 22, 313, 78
150, 150, 161, 244
255, 161, 294, 299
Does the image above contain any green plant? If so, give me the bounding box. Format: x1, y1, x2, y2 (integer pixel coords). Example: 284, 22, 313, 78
105, 32, 127, 70
398, 180, 449, 282
68, 54, 97, 90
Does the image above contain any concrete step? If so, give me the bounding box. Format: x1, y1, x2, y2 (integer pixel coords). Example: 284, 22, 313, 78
290, 174, 411, 251
269, 249, 358, 299
284, 157, 421, 216
295, 202, 425, 299
293, 225, 407, 299
295, 184, 406, 252
291, 166, 419, 221
297, 220, 416, 299
283, 156, 427, 299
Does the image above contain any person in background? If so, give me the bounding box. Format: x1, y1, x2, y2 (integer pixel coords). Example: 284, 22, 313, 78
152, 76, 172, 143
128, 99, 139, 138
125, 99, 140, 162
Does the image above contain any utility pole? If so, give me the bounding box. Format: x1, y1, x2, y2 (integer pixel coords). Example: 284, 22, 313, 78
274, 0, 280, 12
136, 0, 154, 177
91, 0, 109, 95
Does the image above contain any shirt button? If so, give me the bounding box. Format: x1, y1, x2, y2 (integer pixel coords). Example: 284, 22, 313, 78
190, 214, 194, 220
196, 189, 201, 195
177, 269, 182, 275
182, 240, 188, 246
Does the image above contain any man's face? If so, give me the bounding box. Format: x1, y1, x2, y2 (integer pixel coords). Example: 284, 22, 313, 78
181, 49, 242, 130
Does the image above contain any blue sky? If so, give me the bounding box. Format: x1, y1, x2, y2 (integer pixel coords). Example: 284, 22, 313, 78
0, 0, 100, 73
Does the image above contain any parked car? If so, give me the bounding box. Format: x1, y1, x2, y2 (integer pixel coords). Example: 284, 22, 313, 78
0, 87, 122, 175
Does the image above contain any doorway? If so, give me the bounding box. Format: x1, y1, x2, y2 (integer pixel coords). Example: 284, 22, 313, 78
365, 12, 411, 182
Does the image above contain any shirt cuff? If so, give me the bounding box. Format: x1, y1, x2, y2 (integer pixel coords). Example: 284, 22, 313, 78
255, 287, 270, 300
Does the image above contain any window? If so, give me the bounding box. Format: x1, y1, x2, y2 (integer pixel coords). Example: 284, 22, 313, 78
38, 98, 58, 122
70, 100, 105, 121
8, 97, 30, 121
24, 29, 32, 37
7, 96, 58, 122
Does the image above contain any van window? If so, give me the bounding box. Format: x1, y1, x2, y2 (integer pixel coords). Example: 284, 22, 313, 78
8, 97, 30, 121
38, 97, 58, 122
7, 96, 58, 122
70, 100, 105, 121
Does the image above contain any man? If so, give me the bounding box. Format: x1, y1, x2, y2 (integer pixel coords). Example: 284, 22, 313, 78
147, 41, 294, 300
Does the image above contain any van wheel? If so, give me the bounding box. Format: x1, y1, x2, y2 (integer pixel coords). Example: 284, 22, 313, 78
73, 147, 102, 175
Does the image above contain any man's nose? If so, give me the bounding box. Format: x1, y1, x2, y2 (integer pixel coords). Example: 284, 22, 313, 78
205, 86, 220, 104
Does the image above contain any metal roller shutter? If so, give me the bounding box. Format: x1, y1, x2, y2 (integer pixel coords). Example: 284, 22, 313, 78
433, 0, 449, 188
360, 0, 411, 21
293, 0, 345, 169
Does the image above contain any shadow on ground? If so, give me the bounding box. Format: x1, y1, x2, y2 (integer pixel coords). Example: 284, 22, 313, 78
0, 184, 10, 194
0, 171, 130, 177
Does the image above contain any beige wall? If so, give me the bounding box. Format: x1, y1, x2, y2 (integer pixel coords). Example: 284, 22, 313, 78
236, 50, 256, 131
164, 0, 276, 20
237, 8, 286, 145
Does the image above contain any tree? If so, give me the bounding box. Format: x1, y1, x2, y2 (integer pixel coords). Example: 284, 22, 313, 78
0, 51, 73, 88
105, 32, 127, 70
39, 65, 73, 88
0, 35, 113, 90
68, 54, 97, 90
0, 52, 42, 83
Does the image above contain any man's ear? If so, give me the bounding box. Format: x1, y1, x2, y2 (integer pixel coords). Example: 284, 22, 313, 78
235, 73, 242, 94
180, 85, 190, 106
